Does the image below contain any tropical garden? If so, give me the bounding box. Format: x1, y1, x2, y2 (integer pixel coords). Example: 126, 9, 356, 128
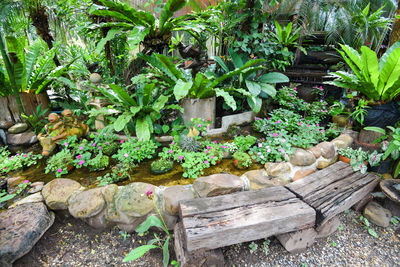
1, 0, 400, 266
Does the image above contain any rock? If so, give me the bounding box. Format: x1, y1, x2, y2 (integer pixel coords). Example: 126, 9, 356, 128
7, 123, 28, 134
317, 141, 335, 159
0, 202, 54, 266
0, 129, 6, 145
331, 134, 353, 149
363, 201, 392, 227
68, 188, 105, 218
160, 212, 178, 230
28, 182, 44, 194
163, 185, 195, 215
42, 179, 83, 210
193, 174, 245, 197
89, 73, 102, 83
292, 168, 315, 182
307, 146, 322, 159
117, 217, 147, 233
241, 169, 287, 190
0, 121, 14, 130
7, 176, 26, 192
115, 183, 157, 218
316, 216, 341, 238
317, 155, 338, 169
6, 131, 37, 146
290, 149, 316, 166
102, 184, 118, 203
10, 192, 44, 208
383, 198, 400, 217
264, 162, 291, 180
341, 129, 359, 141
84, 209, 114, 229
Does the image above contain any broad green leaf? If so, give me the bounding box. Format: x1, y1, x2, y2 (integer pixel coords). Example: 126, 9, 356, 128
113, 114, 132, 132
153, 94, 169, 111
368, 228, 379, 238
109, 84, 137, 107
162, 125, 170, 133
159, 0, 187, 31
364, 126, 385, 135
22, 39, 43, 90
245, 80, 261, 96
215, 89, 236, 111
229, 48, 244, 68
162, 236, 170, 267
127, 27, 149, 51
173, 79, 192, 101
96, 28, 122, 54
136, 215, 165, 234
258, 83, 276, 97
123, 245, 158, 262
214, 56, 229, 72
247, 96, 262, 113
360, 46, 379, 88
258, 72, 289, 84
130, 106, 142, 117
379, 47, 400, 100
136, 117, 151, 141
380, 41, 400, 69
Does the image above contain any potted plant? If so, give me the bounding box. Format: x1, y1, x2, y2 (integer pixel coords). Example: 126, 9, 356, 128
338, 147, 370, 173
233, 151, 252, 170
151, 159, 174, 175
329, 101, 351, 128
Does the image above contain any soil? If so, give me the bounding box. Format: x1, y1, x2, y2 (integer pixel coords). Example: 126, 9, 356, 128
14, 209, 400, 267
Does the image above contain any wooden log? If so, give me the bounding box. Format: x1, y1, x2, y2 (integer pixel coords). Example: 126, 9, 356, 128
179, 186, 316, 252
0, 97, 13, 123
286, 161, 380, 226
276, 228, 317, 253
315, 216, 340, 238
6, 95, 22, 122
174, 222, 224, 267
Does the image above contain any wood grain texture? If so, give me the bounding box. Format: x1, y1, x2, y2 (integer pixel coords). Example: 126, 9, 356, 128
277, 228, 317, 253
179, 186, 315, 251
286, 161, 380, 225
0, 97, 13, 123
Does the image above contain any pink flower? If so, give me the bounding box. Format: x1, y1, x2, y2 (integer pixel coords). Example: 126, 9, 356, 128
77, 155, 82, 160
79, 160, 85, 166
145, 185, 152, 197
279, 149, 285, 153
260, 155, 265, 159
79, 146, 84, 150
57, 168, 62, 173
168, 150, 173, 154
204, 160, 209, 164
206, 126, 210, 131
205, 150, 209, 154
210, 155, 214, 159
120, 140, 124, 144
267, 148, 271, 153
321, 129, 325, 133
23, 154, 27, 158
98, 146, 102, 149
273, 133, 278, 137
267, 117, 270, 120
289, 94, 293, 96
3, 167, 6, 170
207, 118, 211, 121
178, 155, 184, 160
23, 180, 29, 183
63, 142, 68, 146
124, 153, 129, 158
207, 146, 211, 149
213, 141, 217, 144
197, 124, 202, 127
171, 142, 175, 145
258, 143, 263, 148
136, 147, 139, 150
16, 153, 20, 156
275, 120, 281, 124
92, 143, 96, 146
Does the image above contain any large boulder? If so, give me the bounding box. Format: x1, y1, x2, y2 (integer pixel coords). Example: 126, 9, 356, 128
242, 169, 287, 190
6, 131, 37, 146
42, 179, 83, 210
0, 202, 54, 267
364, 201, 392, 227
8, 123, 28, 134
331, 134, 353, 149
317, 141, 336, 159
317, 155, 338, 169
193, 174, 245, 197
68, 188, 105, 218
264, 162, 291, 181
163, 185, 195, 215
290, 149, 316, 166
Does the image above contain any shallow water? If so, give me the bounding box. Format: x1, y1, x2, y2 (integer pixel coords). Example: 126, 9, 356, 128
13, 158, 263, 188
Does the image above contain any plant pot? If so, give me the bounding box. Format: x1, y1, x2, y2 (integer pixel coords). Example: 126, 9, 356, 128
233, 159, 248, 170
363, 101, 400, 128
369, 159, 392, 174
180, 97, 216, 128
339, 155, 351, 164
353, 138, 381, 153
67, 165, 74, 172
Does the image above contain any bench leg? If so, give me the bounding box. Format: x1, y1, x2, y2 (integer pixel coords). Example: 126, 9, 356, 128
174, 222, 225, 267
276, 228, 317, 253
315, 216, 341, 238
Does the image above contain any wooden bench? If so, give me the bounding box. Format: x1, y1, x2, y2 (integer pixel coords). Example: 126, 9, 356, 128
174, 161, 380, 266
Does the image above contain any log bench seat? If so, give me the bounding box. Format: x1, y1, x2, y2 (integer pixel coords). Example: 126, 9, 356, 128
174, 161, 380, 266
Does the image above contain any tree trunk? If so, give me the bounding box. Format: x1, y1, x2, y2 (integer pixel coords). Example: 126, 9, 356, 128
389, 0, 400, 47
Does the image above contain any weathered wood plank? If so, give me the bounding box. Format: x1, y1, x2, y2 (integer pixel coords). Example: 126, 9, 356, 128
276, 228, 317, 253
180, 188, 315, 251
180, 186, 295, 218
174, 222, 225, 267
0, 97, 13, 123
286, 162, 380, 225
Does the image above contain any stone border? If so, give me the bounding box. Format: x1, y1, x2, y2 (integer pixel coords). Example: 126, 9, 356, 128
11, 133, 354, 233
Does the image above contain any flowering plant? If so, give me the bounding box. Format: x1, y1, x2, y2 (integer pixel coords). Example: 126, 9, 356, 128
113, 138, 158, 165
0, 179, 31, 204
187, 117, 213, 134
234, 135, 257, 152
249, 134, 293, 164
0, 148, 42, 174
45, 149, 74, 177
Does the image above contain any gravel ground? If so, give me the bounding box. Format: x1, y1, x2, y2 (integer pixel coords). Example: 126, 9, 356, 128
15, 209, 400, 267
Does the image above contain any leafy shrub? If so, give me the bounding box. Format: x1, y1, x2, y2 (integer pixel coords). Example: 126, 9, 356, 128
234, 135, 257, 152
113, 138, 158, 165
151, 159, 173, 174
45, 149, 74, 177
233, 151, 252, 168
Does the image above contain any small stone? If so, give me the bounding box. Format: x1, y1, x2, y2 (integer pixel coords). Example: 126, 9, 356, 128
307, 146, 321, 159
163, 185, 195, 215
6, 131, 37, 146
317, 141, 335, 159
264, 162, 291, 179
193, 174, 245, 197
0, 202, 54, 266
331, 134, 353, 149
89, 73, 102, 83
290, 149, 316, 166
42, 179, 83, 210
7, 123, 28, 134
0, 121, 14, 130
10, 192, 44, 208
241, 169, 287, 190
68, 188, 105, 218
317, 155, 338, 169
115, 183, 157, 217
7, 176, 26, 192
292, 168, 315, 182
28, 182, 44, 194
363, 201, 392, 227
